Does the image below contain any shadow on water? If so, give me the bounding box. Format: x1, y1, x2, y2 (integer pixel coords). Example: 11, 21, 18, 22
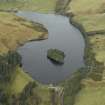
48, 58, 64, 66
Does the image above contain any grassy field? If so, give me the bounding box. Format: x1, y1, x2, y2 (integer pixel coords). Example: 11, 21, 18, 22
9, 67, 33, 95
67, 0, 105, 33
33, 86, 61, 105
67, 0, 105, 67
0, 0, 56, 13
10, 68, 60, 105
0, 12, 47, 54
0, 11, 47, 95
67, 0, 105, 15
64, 0, 105, 105
0, 1, 63, 105
0, 67, 33, 95
0, 66, 61, 105
89, 35, 105, 63
73, 14, 105, 33
74, 79, 105, 105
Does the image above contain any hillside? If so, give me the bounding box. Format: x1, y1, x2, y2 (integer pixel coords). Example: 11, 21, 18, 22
0, 0, 56, 13
62, 0, 105, 105
0, 12, 48, 55
0, 1, 63, 105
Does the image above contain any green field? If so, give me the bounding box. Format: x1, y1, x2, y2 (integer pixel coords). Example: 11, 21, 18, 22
0, 1, 58, 104
9, 67, 33, 94
73, 14, 105, 33
64, 0, 105, 105
74, 79, 105, 105
0, 67, 61, 105
67, 0, 105, 15
0, 67, 32, 94
67, 0, 105, 33
0, 0, 56, 13
89, 35, 105, 63
0, 11, 48, 95
0, 12, 47, 54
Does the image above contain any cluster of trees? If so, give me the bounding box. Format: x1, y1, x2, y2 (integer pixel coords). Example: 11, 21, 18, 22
0, 51, 22, 82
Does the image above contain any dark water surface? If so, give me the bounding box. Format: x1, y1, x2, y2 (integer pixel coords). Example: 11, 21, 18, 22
17, 11, 85, 84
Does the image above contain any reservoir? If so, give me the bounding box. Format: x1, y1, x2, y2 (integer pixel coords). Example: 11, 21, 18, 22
17, 11, 85, 84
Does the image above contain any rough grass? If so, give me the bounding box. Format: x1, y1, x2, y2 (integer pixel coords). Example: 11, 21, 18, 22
0, 0, 56, 13
65, 0, 105, 105
10, 68, 58, 105
0, 67, 61, 105
0, 67, 33, 95
0, 12, 47, 54
67, 0, 105, 15
67, 0, 105, 33
34, 86, 51, 105
89, 35, 105, 63
9, 67, 33, 95
25, 84, 62, 105
74, 79, 105, 105
0, 66, 61, 105
73, 14, 105, 33
89, 34, 105, 63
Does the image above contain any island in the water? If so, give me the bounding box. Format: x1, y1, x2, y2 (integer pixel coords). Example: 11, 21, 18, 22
47, 49, 65, 64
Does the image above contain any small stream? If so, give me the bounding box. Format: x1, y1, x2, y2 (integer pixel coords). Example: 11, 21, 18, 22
17, 11, 85, 84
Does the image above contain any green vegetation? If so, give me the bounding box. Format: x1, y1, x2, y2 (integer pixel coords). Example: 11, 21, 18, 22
0, 51, 30, 93
0, 0, 105, 105
0, 67, 33, 95
0, 51, 34, 104
74, 79, 105, 105
12, 81, 62, 105
59, 0, 105, 105
73, 14, 105, 34
0, 12, 47, 54
9, 68, 33, 95
62, 68, 88, 105
55, 0, 70, 14
0, 52, 62, 105
67, 0, 105, 15
89, 35, 105, 63
0, 51, 21, 82
0, 0, 56, 13
47, 49, 65, 64
0, 8, 48, 104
